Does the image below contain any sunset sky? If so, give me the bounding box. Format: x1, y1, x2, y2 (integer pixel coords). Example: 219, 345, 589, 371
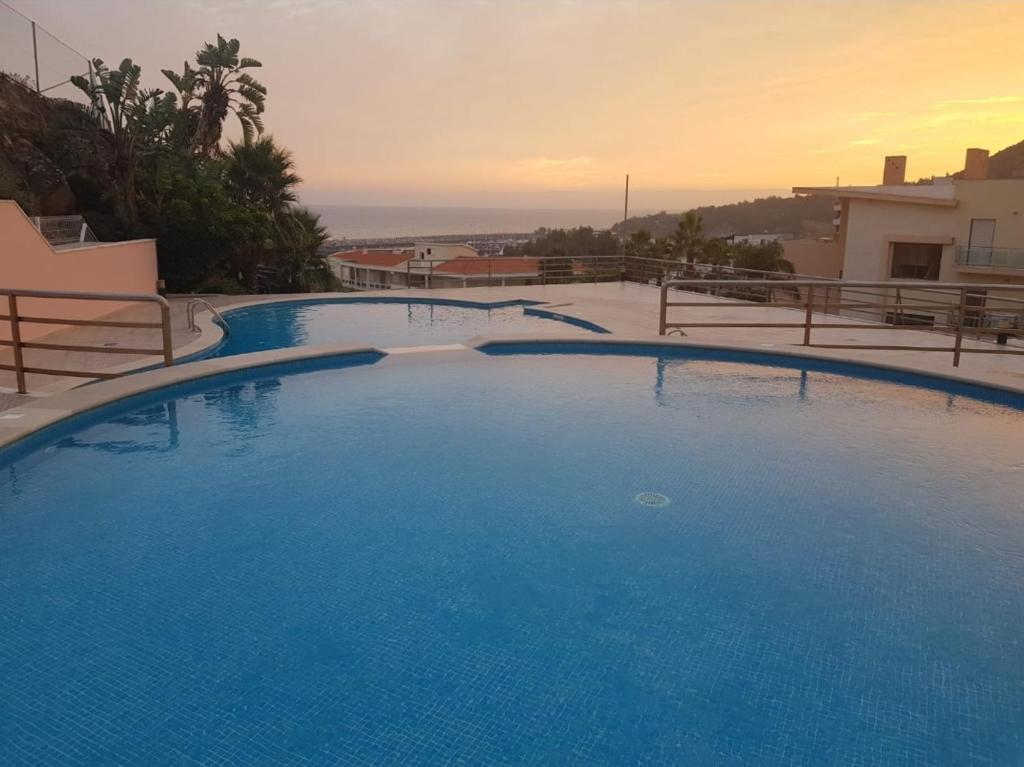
10, 0, 1024, 210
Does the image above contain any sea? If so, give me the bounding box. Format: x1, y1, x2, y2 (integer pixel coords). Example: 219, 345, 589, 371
306, 205, 633, 240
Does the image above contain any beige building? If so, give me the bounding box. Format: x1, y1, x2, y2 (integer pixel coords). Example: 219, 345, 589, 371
794, 148, 1024, 323
795, 149, 1024, 285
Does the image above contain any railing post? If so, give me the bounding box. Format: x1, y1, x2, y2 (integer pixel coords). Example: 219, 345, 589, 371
8, 295, 27, 394
159, 302, 173, 367
803, 285, 814, 346
953, 287, 967, 367
659, 283, 668, 335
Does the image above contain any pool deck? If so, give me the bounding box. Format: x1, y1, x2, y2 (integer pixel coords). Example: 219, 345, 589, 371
1, 282, 1023, 409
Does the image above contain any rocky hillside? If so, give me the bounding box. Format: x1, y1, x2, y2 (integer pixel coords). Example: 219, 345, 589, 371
0, 72, 112, 223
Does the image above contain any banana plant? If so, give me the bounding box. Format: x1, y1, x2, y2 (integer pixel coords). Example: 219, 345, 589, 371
72, 59, 172, 227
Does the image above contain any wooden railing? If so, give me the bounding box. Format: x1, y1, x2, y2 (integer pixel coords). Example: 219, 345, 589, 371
0, 288, 173, 393
659, 279, 1024, 367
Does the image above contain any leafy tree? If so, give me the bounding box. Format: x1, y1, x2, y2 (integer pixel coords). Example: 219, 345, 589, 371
505, 226, 619, 258
699, 238, 732, 266
730, 240, 795, 274
71, 59, 173, 227
139, 154, 270, 290
185, 35, 266, 155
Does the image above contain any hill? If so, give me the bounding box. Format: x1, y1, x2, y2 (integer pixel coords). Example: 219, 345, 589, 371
612, 194, 835, 240
616, 138, 1024, 240
952, 139, 1024, 180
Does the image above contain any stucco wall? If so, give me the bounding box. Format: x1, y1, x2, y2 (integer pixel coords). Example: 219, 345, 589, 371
941, 179, 1024, 285
0, 201, 159, 342
782, 239, 843, 278
840, 198, 956, 282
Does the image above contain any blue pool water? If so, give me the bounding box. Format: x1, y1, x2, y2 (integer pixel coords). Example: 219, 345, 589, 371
1, 347, 1023, 765
207, 298, 606, 357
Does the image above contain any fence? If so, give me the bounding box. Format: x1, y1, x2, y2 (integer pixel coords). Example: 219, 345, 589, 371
30, 215, 99, 247
0, 288, 173, 393
334, 254, 815, 292
659, 279, 1024, 367
0, 0, 95, 105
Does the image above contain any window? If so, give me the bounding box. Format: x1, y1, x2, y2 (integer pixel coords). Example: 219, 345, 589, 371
890, 242, 942, 280
427, 248, 432, 256
968, 218, 996, 250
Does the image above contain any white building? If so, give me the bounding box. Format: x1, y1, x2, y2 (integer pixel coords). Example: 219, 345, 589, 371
726, 233, 793, 247
412, 242, 479, 261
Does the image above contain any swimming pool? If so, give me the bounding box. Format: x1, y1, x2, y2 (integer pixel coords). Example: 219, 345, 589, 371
206, 298, 607, 357
1, 345, 1022, 765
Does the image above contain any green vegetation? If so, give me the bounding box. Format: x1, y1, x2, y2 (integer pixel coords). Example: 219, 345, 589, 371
505, 215, 794, 277
0, 34, 334, 294
504, 225, 619, 258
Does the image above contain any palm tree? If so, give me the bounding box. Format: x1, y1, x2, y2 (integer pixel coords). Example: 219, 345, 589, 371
266, 207, 335, 292
627, 229, 653, 257
671, 211, 704, 263
222, 137, 300, 213
188, 35, 266, 155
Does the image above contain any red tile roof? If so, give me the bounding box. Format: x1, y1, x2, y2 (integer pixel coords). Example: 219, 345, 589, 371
331, 249, 412, 267
433, 257, 539, 275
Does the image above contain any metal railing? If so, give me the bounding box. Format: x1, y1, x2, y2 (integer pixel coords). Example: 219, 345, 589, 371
0, 0, 99, 107
336, 254, 818, 292
30, 215, 98, 247
0, 288, 173, 393
659, 280, 1024, 367
186, 298, 230, 336
954, 246, 1024, 270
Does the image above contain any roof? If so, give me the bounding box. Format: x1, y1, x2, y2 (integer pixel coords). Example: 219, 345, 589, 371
330, 249, 412, 267
792, 184, 957, 207
433, 257, 539, 275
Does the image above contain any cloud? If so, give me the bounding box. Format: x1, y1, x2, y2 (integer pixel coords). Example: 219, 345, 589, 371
937, 95, 1024, 107
513, 156, 603, 186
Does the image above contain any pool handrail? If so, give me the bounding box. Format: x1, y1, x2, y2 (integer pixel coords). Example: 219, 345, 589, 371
186, 297, 231, 337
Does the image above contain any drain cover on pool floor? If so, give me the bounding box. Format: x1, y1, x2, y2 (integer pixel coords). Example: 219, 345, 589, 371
634, 491, 670, 507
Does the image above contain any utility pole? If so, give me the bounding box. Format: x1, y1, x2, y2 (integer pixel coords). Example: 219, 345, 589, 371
621, 174, 630, 255
31, 21, 40, 92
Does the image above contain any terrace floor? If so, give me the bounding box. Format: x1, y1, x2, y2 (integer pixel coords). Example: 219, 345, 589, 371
1, 281, 1023, 407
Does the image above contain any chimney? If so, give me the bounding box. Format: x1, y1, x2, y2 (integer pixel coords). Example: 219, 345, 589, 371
963, 148, 990, 180
882, 155, 907, 186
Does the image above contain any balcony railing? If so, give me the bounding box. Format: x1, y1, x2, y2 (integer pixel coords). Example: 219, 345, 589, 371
954, 246, 1024, 270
